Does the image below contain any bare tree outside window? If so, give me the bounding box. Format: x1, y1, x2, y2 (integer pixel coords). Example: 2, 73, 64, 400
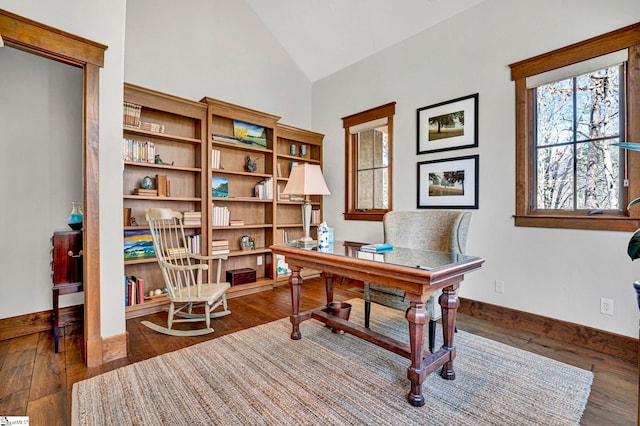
534, 65, 623, 211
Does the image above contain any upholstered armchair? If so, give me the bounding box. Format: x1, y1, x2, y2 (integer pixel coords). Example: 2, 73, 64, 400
363, 210, 471, 352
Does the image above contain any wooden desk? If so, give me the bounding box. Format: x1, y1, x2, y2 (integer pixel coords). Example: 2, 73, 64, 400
270, 241, 484, 407
51, 230, 83, 353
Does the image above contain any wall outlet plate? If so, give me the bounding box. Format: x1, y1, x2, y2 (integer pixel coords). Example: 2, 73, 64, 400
600, 298, 614, 315
494, 280, 505, 293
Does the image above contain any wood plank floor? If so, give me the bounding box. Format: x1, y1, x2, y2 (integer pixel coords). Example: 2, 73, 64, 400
0, 277, 636, 425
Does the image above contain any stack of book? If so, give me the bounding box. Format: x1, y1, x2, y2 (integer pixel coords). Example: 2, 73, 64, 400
134, 188, 157, 196
139, 121, 165, 133
182, 211, 202, 226
211, 239, 230, 255
212, 133, 239, 144
211, 149, 221, 169
166, 247, 188, 257
229, 219, 244, 226
212, 206, 230, 226
123, 102, 142, 127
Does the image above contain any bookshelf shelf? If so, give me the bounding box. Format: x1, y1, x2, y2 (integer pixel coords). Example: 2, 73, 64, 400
211, 140, 273, 154
124, 126, 202, 145
124, 161, 200, 173
124, 195, 202, 202
212, 169, 271, 178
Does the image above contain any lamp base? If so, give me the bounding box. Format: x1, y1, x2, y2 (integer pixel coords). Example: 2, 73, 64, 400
296, 236, 316, 249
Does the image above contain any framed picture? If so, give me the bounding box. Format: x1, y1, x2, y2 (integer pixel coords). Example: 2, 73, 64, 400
417, 93, 478, 154
417, 155, 479, 209
123, 230, 156, 259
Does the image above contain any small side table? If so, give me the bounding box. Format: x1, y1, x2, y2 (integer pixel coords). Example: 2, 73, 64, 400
51, 230, 83, 353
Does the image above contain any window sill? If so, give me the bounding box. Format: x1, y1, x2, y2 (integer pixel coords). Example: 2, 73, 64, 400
513, 214, 640, 232
344, 211, 386, 221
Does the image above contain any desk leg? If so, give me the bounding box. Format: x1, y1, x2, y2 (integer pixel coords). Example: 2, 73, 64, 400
440, 284, 460, 380
52, 288, 60, 353
405, 300, 428, 407
324, 273, 335, 305
289, 266, 303, 340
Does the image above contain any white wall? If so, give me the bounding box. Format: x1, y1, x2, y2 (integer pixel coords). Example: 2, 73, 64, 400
313, 0, 640, 337
0, 48, 83, 318
124, 0, 312, 129
1, 0, 128, 337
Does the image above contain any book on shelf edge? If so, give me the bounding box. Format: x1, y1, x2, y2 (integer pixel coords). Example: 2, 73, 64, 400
359, 243, 393, 253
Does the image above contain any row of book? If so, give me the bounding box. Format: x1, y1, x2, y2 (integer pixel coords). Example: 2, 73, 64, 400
125, 275, 145, 306
123, 102, 142, 127
123, 138, 155, 163
212, 149, 221, 169
187, 233, 202, 254
212, 206, 230, 226
254, 178, 273, 200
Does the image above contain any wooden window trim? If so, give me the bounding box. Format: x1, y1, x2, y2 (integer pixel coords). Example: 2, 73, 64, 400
509, 23, 640, 232
342, 102, 395, 221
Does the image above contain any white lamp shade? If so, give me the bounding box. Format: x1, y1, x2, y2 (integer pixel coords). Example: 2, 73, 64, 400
282, 163, 330, 195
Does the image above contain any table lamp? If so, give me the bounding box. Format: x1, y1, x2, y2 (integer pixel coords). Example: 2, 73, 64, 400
282, 163, 330, 248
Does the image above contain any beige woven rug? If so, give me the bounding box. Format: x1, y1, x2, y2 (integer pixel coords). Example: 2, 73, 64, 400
72, 299, 593, 425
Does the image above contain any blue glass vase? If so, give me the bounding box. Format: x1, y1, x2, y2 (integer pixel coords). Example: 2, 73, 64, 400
68, 201, 83, 230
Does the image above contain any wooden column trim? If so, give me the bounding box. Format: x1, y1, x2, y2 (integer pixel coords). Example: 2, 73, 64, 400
0, 9, 107, 367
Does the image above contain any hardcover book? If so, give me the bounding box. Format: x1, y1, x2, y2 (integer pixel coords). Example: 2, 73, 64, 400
359, 243, 394, 253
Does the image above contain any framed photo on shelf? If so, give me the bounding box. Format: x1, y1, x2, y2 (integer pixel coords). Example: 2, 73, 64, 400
417, 93, 478, 154
417, 155, 479, 209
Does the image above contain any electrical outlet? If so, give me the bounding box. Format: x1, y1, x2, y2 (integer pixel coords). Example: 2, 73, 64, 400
600, 298, 614, 315
494, 280, 505, 293
257, 255, 263, 266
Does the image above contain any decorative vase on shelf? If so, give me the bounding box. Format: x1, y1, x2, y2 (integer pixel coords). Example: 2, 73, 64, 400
67, 201, 83, 230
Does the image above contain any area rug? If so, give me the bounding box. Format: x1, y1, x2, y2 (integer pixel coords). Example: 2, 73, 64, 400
72, 299, 593, 425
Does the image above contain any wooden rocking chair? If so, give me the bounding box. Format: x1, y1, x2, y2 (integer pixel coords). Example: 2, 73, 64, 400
143, 208, 231, 336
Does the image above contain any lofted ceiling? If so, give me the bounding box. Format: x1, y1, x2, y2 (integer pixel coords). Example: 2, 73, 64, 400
246, 0, 485, 82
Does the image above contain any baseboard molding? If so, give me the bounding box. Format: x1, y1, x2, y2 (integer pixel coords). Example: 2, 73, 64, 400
102, 331, 128, 363
0, 305, 83, 341
459, 297, 638, 363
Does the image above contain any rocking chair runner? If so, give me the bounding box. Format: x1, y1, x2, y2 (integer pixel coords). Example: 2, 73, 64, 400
143, 208, 231, 336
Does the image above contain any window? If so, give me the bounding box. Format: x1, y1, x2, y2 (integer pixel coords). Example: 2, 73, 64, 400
509, 23, 640, 231
342, 102, 395, 221
534, 64, 623, 211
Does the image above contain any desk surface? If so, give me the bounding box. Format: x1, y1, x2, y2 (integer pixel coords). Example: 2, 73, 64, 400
271, 240, 484, 296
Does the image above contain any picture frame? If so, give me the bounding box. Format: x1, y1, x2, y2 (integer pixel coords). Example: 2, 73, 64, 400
417, 155, 479, 209
416, 93, 478, 154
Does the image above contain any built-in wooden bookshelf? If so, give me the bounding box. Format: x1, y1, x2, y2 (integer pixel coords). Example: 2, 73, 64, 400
201, 97, 280, 295
274, 123, 325, 282
121, 85, 324, 317
123, 83, 208, 319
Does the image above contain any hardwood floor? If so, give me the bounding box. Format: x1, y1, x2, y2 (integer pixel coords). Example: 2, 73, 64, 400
0, 277, 637, 425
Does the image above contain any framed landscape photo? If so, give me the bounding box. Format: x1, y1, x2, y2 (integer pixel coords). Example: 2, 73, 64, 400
417, 155, 479, 209
417, 93, 478, 154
